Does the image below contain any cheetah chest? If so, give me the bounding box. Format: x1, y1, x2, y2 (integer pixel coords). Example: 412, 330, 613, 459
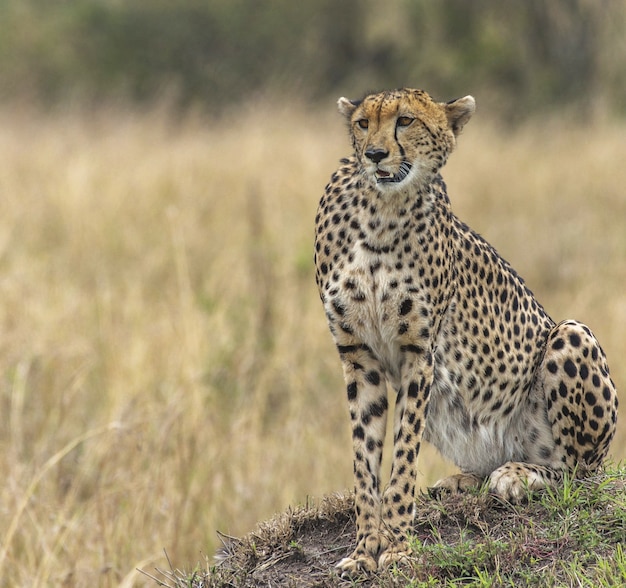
326, 245, 425, 380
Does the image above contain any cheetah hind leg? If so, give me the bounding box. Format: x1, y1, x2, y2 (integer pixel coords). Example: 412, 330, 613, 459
541, 320, 618, 474
489, 320, 618, 504
429, 472, 484, 498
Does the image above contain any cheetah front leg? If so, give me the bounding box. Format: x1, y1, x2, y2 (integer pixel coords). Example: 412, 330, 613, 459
377, 345, 434, 568
337, 344, 433, 575
336, 345, 390, 576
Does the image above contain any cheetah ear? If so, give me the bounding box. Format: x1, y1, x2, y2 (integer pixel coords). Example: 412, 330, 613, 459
445, 95, 475, 136
337, 97, 360, 118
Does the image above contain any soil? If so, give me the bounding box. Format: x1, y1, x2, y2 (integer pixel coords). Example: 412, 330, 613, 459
150, 472, 626, 587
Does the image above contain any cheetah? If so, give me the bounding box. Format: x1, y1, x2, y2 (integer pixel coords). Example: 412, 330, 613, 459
314, 88, 618, 576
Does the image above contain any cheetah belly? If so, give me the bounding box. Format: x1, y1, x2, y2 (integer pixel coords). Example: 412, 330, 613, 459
423, 361, 534, 477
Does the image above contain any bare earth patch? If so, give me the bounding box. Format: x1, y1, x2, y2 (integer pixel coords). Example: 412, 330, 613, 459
149, 468, 626, 587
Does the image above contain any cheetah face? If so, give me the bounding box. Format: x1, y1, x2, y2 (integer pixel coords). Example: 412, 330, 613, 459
338, 88, 475, 192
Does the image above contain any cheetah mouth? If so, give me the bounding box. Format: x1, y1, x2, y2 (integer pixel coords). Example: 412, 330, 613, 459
376, 161, 412, 184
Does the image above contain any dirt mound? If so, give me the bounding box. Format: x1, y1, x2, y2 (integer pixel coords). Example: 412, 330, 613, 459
151, 470, 626, 587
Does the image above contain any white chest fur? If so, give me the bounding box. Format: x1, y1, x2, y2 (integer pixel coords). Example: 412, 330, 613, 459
331, 247, 408, 382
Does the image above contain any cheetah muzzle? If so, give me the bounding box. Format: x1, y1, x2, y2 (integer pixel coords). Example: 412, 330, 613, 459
376, 161, 412, 184
314, 87, 618, 576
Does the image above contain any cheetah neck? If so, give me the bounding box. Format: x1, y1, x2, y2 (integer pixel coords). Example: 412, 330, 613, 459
355, 175, 440, 247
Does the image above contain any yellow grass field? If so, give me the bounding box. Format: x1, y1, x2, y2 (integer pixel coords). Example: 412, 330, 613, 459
0, 103, 624, 587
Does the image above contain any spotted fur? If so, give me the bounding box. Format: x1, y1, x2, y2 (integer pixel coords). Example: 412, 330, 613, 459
314, 88, 618, 576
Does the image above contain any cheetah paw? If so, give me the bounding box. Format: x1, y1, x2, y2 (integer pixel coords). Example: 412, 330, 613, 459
378, 543, 411, 569
336, 554, 378, 577
489, 463, 546, 503
336, 533, 389, 577
429, 472, 483, 497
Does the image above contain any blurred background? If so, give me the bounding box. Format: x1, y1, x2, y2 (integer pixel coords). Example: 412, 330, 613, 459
0, 1, 624, 586
1, 0, 626, 119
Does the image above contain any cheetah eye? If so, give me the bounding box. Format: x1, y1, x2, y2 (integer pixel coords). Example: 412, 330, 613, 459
356, 119, 369, 130
397, 116, 414, 128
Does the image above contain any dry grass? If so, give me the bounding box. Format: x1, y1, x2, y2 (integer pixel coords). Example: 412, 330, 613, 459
0, 102, 624, 587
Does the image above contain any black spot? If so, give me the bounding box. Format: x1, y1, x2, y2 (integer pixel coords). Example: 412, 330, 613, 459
337, 343, 370, 355
547, 361, 558, 374
401, 344, 424, 355
400, 299, 413, 315
353, 425, 365, 439
593, 405, 605, 419
563, 359, 577, 378
584, 392, 597, 406
569, 333, 581, 347
347, 382, 358, 401
339, 322, 353, 335
368, 397, 388, 418
366, 371, 381, 386
552, 338, 564, 351
332, 299, 345, 316
579, 364, 589, 380
408, 382, 419, 398
539, 446, 552, 459
602, 386, 612, 401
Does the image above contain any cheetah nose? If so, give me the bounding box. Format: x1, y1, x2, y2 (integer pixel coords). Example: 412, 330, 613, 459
364, 148, 389, 164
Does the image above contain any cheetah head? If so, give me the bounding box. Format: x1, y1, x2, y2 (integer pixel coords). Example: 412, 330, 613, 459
338, 88, 475, 192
